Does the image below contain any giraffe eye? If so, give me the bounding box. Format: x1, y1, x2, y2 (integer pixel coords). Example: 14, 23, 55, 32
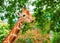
23, 14, 26, 17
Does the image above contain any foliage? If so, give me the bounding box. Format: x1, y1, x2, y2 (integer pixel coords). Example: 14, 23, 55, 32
14, 29, 49, 43
0, 0, 60, 43
32, 0, 60, 32
0, 20, 10, 43
22, 23, 33, 34
15, 38, 32, 43
0, 0, 28, 29
51, 33, 60, 43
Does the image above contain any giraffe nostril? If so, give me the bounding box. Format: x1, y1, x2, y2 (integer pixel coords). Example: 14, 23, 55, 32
31, 20, 34, 23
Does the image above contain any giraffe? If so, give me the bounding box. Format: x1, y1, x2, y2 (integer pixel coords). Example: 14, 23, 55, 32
3, 8, 34, 43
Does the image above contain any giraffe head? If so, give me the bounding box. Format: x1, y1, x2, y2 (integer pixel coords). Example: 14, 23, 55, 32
18, 8, 34, 23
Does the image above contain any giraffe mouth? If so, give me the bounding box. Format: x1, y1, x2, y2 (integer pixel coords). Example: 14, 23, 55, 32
30, 19, 34, 23
31, 20, 34, 23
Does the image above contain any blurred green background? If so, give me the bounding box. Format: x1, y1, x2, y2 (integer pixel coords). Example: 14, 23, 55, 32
0, 0, 60, 43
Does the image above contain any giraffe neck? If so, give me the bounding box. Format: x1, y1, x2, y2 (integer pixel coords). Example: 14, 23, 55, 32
3, 18, 24, 43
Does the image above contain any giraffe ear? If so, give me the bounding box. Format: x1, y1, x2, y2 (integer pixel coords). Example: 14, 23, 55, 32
17, 13, 21, 17
22, 8, 25, 12
17, 13, 20, 15
22, 8, 30, 15
26, 10, 30, 15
